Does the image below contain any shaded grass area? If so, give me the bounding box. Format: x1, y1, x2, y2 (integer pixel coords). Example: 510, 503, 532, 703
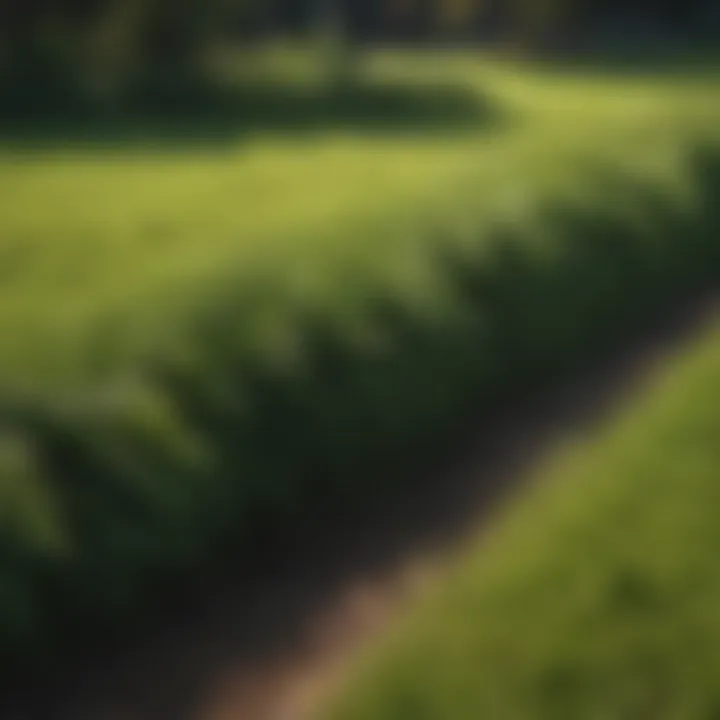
6, 294, 715, 720
0, 78, 497, 151
325, 313, 720, 720
0, 54, 719, 672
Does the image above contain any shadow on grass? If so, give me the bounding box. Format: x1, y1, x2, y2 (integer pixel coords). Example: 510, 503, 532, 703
0, 78, 503, 152
6, 297, 719, 720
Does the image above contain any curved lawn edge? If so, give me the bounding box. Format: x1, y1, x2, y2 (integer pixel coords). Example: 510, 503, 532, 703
324, 310, 720, 720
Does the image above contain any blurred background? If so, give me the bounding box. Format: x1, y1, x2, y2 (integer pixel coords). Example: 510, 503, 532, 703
1, 0, 718, 119
1, 3, 720, 720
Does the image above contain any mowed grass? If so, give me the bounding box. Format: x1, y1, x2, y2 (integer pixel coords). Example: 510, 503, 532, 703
326, 318, 720, 720
1, 51, 720, 665
0, 53, 718, 393
0, 137, 481, 390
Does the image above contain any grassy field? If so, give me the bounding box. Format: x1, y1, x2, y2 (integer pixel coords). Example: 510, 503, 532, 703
0, 52, 719, 664
325, 315, 720, 720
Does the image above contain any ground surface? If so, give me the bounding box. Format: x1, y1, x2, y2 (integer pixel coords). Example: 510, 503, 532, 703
5, 293, 716, 720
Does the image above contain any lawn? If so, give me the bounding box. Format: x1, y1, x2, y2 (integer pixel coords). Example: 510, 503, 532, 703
0, 51, 719, 665
0, 53, 717, 392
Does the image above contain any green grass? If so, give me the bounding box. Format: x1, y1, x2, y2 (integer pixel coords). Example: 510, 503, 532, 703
325, 318, 720, 720
0, 54, 717, 392
0, 51, 719, 665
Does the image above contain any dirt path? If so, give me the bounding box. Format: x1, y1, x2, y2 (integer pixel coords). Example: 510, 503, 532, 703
5, 293, 718, 720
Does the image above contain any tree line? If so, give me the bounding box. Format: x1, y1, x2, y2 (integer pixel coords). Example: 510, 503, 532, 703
0, 0, 716, 110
